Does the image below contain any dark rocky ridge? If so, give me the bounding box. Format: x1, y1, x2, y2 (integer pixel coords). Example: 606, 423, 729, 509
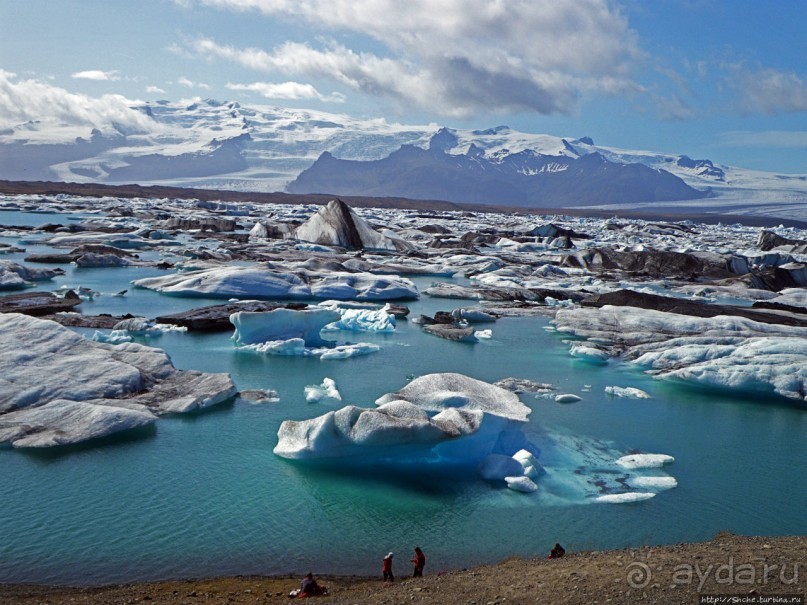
288, 143, 707, 207
582, 289, 807, 327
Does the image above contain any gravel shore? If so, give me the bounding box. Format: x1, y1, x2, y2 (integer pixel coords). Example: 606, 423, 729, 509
2, 533, 803, 605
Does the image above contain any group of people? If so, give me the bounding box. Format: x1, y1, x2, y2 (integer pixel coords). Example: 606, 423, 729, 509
292, 543, 563, 598
290, 547, 426, 598
382, 546, 426, 582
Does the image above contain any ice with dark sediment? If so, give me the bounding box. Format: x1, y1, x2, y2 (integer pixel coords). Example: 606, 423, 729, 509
0, 313, 236, 448
555, 305, 807, 401
274, 373, 530, 464
131, 265, 419, 301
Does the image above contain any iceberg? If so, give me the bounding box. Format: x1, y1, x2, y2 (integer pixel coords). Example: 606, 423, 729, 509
555, 305, 807, 402
604, 386, 651, 399
305, 378, 342, 404
478, 454, 525, 480
231, 308, 340, 347
274, 373, 531, 466
627, 476, 678, 490
616, 453, 675, 469
595, 492, 656, 504
0, 260, 57, 290
0, 313, 236, 448
293, 199, 416, 252
505, 476, 538, 493
132, 265, 419, 301
321, 307, 396, 332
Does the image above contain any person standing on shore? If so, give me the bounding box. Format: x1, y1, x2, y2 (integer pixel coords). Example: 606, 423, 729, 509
382, 552, 394, 582
411, 547, 425, 577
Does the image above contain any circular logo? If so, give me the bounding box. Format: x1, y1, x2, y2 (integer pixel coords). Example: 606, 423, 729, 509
626, 561, 652, 589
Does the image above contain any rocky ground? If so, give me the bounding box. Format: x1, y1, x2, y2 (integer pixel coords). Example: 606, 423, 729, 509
2, 534, 803, 605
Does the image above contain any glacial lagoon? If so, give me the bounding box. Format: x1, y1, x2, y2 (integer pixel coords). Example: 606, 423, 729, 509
1, 206, 806, 586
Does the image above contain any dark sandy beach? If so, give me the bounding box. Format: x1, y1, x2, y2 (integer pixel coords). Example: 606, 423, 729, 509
2, 533, 803, 605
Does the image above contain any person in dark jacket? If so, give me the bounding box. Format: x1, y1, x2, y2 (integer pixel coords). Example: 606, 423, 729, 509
548, 543, 566, 559
298, 572, 326, 597
411, 547, 425, 577
382, 552, 394, 582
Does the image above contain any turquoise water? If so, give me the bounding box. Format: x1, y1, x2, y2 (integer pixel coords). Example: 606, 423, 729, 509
1, 217, 806, 585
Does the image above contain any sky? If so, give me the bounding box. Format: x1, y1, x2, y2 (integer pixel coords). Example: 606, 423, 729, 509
1, 0, 806, 173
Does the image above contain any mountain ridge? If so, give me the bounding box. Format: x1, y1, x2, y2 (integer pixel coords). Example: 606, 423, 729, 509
2, 98, 806, 217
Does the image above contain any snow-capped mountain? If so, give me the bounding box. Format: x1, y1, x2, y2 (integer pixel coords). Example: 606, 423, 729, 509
288, 128, 706, 206
1, 98, 806, 218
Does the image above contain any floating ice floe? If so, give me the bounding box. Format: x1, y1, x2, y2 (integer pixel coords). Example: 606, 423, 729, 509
569, 344, 610, 364
604, 386, 651, 399
474, 329, 493, 339
504, 476, 538, 493
555, 305, 807, 402
231, 308, 381, 359
321, 306, 396, 332
274, 374, 531, 468
0, 313, 236, 448
132, 265, 419, 301
93, 319, 188, 344
616, 453, 675, 469
305, 378, 342, 404
231, 308, 340, 347
627, 476, 678, 490
555, 393, 582, 403
595, 492, 656, 504
0, 261, 56, 290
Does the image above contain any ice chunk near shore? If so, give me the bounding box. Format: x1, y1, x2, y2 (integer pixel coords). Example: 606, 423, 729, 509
0, 313, 236, 448
274, 373, 531, 466
605, 386, 651, 399
305, 378, 342, 404
569, 344, 609, 364
616, 453, 675, 469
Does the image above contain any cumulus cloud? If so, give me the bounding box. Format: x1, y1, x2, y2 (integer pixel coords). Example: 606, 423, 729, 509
71, 69, 121, 81
0, 70, 154, 135
726, 66, 807, 115
146, 85, 166, 94
226, 80, 345, 102
177, 76, 211, 90
180, 0, 643, 117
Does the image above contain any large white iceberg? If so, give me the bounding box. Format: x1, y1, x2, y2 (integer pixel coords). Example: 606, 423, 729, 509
0, 260, 57, 290
0, 313, 236, 448
132, 265, 419, 301
293, 199, 416, 252
274, 373, 531, 465
555, 305, 807, 402
231, 308, 340, 347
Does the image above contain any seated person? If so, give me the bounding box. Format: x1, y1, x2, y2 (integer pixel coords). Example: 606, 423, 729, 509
548, 543, 566, 559
298, 572, 325, 597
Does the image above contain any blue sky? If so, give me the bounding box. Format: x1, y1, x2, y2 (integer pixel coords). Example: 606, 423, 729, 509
1, 0, 806, 173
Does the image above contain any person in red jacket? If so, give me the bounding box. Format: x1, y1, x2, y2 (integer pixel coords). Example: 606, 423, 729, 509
411, 547, 425, 577
382, 552, 394, 582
